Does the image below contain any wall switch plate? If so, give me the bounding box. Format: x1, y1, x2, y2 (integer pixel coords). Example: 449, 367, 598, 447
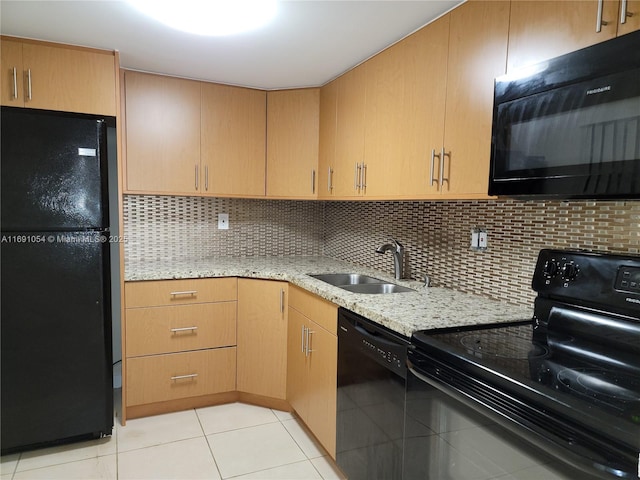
218, 213, 229, 230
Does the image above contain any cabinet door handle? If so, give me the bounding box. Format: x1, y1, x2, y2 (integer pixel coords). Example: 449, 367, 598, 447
311, 169, 316, 194
621, 0, 633, 23
205, 165, 209, 191
596, 0, 609, 31
280, 288, 285, 314
301, 325, 306, 353
354, 162, 361, 191
305, 328, 314, 357
361, 163, 367, 191
27, 68, 32, 101
170, 326, 198, 333
430, 149, 440, 187
195, 165, 199, 190
170, 373, 198, 381
170, 290, 197, 296
12, 67, 18, 99
440, 148, 450, 189
328, 166, 333, 192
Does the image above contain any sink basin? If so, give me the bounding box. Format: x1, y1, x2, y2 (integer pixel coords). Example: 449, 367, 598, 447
340, 283, 415, 294
309, 273, 415, 294
310, 273, 385, 286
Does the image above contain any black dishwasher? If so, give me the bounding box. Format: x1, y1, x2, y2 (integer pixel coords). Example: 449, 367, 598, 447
336, 308, 409, 480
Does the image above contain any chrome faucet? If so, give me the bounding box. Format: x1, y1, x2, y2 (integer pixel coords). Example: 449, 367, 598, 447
376, 238, 405, 280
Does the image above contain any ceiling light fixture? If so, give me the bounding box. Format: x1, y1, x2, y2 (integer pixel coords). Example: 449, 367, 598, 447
128, 0, 278, 36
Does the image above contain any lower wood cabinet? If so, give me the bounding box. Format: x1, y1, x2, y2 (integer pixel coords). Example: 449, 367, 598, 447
237, 279, 288, 400
287, 285, 338, 458
126, 348, 236, 406
123, 278, 238, 420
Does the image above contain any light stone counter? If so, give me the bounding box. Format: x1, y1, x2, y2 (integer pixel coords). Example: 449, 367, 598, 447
125, 256, 533, 338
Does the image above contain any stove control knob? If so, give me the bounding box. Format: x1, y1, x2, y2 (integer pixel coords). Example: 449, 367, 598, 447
561, 262, 579, 281
543, 260, 559, 278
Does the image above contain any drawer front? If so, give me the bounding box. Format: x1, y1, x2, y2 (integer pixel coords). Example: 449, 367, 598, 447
126, 348, 236, 407
125, 278, 237, 308
289, 285, 337, 334
126, 302, 237, 357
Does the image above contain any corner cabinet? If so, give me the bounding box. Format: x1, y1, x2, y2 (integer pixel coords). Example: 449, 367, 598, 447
1, 37, 117, 116
287, 285, 338, 458
507, 0, 640, 72
237, 279, 289, 401
123, 278, 238, 420
266, 88, 320, 199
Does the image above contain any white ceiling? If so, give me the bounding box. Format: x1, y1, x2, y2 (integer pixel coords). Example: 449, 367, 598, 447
0, 0, 463, 90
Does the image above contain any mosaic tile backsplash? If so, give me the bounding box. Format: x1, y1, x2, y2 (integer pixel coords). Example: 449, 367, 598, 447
123, 196, 639, 307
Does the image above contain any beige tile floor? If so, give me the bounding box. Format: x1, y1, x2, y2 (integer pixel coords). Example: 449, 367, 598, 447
0, 402, 343, 480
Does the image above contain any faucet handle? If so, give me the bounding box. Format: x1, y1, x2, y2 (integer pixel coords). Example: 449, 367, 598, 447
391, 238, 404, 251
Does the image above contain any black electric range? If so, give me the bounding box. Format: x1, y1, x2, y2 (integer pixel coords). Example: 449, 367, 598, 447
409, 249, 640, 479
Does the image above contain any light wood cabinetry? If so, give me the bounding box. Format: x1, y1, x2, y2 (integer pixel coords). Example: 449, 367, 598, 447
441, 0, 510, 196
201, 83, 266, 197
266, 89, 320, 198
124, 71, 201, 194
237, 279, 288, 400
363, 16, 449, 198
317, 79, 338, 199
287, 285, 338, 458
123, 278, 237, 419
1, 37, 116, 115
507, 0, 640, 73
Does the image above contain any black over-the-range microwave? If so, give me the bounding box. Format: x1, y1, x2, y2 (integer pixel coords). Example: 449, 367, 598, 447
489, 29, 640, 199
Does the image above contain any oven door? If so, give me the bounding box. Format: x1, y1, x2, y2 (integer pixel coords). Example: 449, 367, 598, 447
405, 348, 637, 480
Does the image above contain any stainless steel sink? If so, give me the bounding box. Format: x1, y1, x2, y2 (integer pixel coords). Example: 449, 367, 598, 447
309, 273, 415, 294
340, 283, 415, 294
310, 273, 385, 286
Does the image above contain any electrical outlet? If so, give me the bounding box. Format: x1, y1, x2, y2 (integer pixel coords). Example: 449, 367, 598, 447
471, 227, 488, 251
478, 231, 488, 248
218, 213, 229, 230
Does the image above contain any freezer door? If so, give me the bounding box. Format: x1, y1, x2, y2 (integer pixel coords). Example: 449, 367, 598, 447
1, 107, 108, 231
1, 232, 113, 452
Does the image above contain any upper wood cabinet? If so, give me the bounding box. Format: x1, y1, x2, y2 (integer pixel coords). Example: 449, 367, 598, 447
363, 16, 449, 198
441, 0, 510, 196
202, 83, 266, 197
266, 88, 320, 198
124, 71, 201, 195
317, 79, 337, 199
507, 0, 640, 72
1, 37, 116, 116
237, 279, 288, 400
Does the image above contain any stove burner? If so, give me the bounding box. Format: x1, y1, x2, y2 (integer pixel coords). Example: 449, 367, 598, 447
460, 332, 547, 359
557, 368, 640, 403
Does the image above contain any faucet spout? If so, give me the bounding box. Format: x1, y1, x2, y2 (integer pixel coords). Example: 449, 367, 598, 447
375, 239, 404, 280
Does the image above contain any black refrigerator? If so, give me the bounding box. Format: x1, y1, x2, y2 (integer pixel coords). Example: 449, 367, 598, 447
1, 107, 113, 454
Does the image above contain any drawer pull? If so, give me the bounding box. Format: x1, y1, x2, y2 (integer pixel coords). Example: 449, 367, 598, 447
170, 326, 198, 333
170, 290, 197, 297
170, 373, 198, 381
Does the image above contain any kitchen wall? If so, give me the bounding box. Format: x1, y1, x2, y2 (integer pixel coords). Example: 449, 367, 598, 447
123, 195, 639, 307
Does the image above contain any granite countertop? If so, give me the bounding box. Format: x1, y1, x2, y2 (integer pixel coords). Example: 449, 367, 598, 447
125, 256, 533, 338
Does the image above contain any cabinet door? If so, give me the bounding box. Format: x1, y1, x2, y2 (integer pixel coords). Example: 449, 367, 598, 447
442, 0, 510, 196
334, 66, 367, 197
363, 15, 449, 198
237, 279, 288, 399
306, 321, 337, 458
318, 80, 337, 199
617, 0, 640, 35
266, 89, 320, 198
286, 307, 309, 419
201, 83, 266, 197
23, 42, 116, 116
124, 71, 201, 194
507, 0, 620, 72
1, 40, 23, 107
